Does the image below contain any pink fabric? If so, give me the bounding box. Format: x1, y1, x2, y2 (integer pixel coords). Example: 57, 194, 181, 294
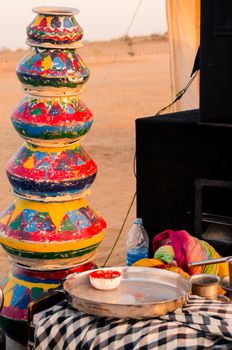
152, 229, 219, 275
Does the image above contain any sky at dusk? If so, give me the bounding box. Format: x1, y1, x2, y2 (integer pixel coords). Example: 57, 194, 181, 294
0, 0, 167, 50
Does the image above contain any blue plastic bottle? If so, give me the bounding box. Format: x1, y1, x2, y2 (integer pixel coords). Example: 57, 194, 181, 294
127, 218, 149, 266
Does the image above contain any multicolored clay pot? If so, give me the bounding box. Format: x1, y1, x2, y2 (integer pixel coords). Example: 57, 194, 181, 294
16, 47, 90, 95
6, 142, 97, 200
0, 261, 95, 344
0, 198, 106, 268
11, 95, 93, 146
26, 7, 83, 48
0, 6, 107, 343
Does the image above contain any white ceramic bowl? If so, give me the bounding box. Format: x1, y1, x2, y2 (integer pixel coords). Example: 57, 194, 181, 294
89, 269, 122, 290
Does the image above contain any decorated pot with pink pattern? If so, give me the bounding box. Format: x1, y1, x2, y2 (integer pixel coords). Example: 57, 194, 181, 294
11, 95, 93, 146
6, 142, 97, 200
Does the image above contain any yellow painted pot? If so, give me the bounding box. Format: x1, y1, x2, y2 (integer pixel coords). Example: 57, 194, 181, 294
0, 197, 106, 269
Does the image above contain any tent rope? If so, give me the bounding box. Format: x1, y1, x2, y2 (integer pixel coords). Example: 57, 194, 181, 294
102, 69, 199, 267
102, 191, 136, 267
101, 12, 199, 268
98, 1, 144, 268
155, 69, 198, 116
93, 0, 144, 109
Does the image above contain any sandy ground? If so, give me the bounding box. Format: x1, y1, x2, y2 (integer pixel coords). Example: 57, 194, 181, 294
0, 35, 171, 276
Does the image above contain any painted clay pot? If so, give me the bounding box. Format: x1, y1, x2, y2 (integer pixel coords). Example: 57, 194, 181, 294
11, 95, 93, 146
0, 261, 95, 344
26, 7, 83, 48
6, 142, 97, 200
16, 47, 90, 96
0, 198, 106, 268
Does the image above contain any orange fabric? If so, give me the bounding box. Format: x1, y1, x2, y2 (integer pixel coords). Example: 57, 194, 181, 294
133, 258, 190, 279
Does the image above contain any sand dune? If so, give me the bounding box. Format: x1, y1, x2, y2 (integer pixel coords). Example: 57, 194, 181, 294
0, 35, 171, 274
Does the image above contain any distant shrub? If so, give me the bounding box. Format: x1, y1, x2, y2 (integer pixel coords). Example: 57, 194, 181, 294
0, 47, 11, 54
124, 35, 133, 46
150, 32, 168, 41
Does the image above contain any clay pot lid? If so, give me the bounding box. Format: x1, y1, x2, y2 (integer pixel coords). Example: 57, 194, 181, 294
32, 6, 79, 16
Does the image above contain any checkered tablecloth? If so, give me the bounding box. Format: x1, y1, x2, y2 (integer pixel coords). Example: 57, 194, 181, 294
33, 295, 232, 350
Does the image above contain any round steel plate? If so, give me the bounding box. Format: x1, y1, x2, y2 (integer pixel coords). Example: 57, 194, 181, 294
63, 267, 191, 318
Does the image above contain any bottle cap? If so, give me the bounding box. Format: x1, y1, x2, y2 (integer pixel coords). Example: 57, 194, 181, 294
134, 218, 143, 225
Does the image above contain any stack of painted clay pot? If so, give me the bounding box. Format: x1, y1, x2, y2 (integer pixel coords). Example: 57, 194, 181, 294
0, 7, 106, 343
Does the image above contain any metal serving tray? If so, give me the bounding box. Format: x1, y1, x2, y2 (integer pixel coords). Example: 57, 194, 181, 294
63, 267, 191, 318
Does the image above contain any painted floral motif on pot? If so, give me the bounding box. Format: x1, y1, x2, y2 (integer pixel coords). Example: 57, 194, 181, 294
0, 198, 106, 267
27, 7, 83, 47
16, 47, 90, 94
0, 261, 95, 344
6, 142, 97, 199
11, 95, 93, 145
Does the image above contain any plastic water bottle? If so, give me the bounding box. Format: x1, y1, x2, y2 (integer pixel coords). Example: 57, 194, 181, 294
127, 218, 149, 266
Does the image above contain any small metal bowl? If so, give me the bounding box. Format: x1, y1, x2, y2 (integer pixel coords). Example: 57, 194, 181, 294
0, 288, 4, 311
190, 274, 220, 298
216, 294, 230, 303
219, 276, 232, 302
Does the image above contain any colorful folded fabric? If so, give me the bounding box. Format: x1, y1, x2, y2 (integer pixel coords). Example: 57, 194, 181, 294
152, 229, 228, 277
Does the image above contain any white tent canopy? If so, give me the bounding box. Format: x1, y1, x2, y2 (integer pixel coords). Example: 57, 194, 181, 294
166, 0, 200, 111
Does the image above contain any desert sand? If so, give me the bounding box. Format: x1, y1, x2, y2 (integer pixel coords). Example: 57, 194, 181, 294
0, 35, 171, 275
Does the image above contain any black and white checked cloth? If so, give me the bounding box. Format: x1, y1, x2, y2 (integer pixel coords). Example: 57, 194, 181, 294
33, 296, 232, 350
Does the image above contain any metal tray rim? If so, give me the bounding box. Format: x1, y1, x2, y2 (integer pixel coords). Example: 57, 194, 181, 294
64, 266, 191, 307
